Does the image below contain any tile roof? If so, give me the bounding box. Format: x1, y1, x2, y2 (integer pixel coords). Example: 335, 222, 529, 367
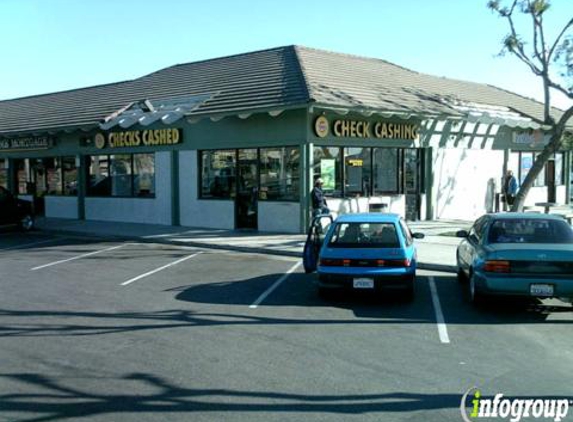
295, 46, 560, 124
0, 45, 564, 136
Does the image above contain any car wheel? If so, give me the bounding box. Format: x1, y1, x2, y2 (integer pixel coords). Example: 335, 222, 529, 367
403, 276, 415, 301
468, 271, 485, 305
456, 253, 466, 283
457, 267, 466, 284
318, 286, 333, 300
19, 214, 34, 231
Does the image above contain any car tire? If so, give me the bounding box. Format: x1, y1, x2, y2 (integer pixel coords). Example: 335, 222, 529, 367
456, 253, 466, 283
468, 271, 485, 305
402, 283, 416, 302
403, 276, 415, 302
457, 267, 467, 284
19, 214, 34, 232
318, 286, 333, 300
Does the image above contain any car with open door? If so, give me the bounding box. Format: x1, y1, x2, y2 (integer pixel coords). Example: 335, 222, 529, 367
456, 213, 573, 305
303, 213, 424, 299
0, 186, 34, 231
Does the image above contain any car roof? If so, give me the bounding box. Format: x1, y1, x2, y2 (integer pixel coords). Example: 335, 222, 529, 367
334, 213, 401, 223
487, 212, 567, 221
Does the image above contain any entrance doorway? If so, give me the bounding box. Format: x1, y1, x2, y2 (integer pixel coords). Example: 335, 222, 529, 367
404, 149, 422, 221
236, 149, 258, 229
546, 159, 556, 203
31, 159, 48, 216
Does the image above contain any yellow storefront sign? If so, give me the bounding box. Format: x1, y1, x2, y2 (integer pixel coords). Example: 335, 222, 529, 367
96, 128, 182, 149
314, 116, 418, 140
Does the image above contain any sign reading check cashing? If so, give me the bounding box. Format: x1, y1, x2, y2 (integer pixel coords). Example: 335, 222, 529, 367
0, 136, 54, 151
94, 128, 182, 149
314, 116, 419, 140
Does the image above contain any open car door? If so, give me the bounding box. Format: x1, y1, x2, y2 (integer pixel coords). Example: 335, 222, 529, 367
302, 214, 333, 273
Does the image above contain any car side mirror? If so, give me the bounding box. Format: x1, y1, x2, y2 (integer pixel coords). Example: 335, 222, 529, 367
412, 232, 425, 240
456, 230, 469, 238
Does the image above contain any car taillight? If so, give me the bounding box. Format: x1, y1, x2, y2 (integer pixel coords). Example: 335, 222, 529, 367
484, 260, 511, 273
320, 258, 343, 267
384, 259, 411, 267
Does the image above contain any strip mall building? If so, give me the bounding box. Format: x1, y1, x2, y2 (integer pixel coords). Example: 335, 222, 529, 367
0, 46, 570, 233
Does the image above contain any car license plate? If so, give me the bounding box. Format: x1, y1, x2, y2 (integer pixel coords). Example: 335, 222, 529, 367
530, 284, 554, 297
353, 278, 374, 289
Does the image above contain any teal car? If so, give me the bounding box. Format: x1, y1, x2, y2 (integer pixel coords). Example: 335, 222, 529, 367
456, 213, 573, 305
303, 213, 424, 299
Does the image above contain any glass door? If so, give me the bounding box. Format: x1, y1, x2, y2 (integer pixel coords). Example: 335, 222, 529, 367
236, 149, 258, 229
404, 149, 422, 221
31, 159, 48, 216
546, 159, 556, 203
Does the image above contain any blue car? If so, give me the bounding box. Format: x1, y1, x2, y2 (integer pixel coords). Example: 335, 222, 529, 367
456, 213, 573, 305
303, 213, 424, 299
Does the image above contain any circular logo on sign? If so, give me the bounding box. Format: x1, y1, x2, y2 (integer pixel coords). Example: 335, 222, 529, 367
94, 133, 106, 149
314, 116, 329, 138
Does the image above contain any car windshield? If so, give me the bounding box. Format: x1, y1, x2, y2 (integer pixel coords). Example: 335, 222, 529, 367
328, 222, 400, 248
488, 218, 573, 244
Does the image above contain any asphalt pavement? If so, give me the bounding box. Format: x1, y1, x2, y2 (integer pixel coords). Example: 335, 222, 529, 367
35, 217, 467, 272
1, 230, 572, 422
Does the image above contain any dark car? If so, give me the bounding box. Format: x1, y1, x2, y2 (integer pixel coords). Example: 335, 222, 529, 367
456, 213, 573, 305
0, 186, 34, 231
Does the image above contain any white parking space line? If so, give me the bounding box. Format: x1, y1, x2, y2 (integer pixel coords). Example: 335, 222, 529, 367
1, 238, 63, 252
121, 252, 201, 286
428, 276, 450, 344
250, 261, 301, 309
31, 243, 129, 271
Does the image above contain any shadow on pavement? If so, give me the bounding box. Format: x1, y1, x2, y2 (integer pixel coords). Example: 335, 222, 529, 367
0, 371, 461, 421
173, 272, 573, 325
2, 371, 571, 421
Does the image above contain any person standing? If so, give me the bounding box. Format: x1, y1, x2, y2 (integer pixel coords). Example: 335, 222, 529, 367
311, 178, 330, 217
503, 170, 518, 209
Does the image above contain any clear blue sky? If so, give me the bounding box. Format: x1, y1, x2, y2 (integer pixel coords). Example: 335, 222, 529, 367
1, 0, 571, 109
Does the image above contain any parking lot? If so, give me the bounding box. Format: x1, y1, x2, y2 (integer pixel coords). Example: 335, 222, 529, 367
1, 231, 573, 422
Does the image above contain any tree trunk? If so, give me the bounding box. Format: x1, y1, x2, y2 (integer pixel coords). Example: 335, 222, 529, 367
510, 123, 569, 212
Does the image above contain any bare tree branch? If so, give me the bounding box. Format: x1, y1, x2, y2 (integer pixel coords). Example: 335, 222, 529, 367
548, 17, 573, 60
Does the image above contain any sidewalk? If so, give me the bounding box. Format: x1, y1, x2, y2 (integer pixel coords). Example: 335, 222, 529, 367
35, 217, 472, 273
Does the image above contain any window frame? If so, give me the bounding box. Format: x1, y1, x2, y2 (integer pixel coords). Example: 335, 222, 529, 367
86, 153, 155, 198
199, 147, 301, 202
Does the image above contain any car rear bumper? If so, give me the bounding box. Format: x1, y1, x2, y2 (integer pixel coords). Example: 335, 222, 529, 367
317, 272, 414, 291
474, 272, 573, 297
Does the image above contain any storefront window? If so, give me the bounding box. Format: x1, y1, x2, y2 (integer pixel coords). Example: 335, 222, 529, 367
555, 153, 564, 185
15, 159, 32, 195
133, 154, 155, 197
87, 154, 154, 197
44, 158, 61, 195
259, 147, 300, 201
110, 155, 133, 197
373, 148, 399, 193
200, 150, 236, 199
0, 159, 7, 189
344, 147, 371, 196
519, 152, 534, 186
313, 146, 342, 197
62, 156, 78, 195
87, 155, 110, 196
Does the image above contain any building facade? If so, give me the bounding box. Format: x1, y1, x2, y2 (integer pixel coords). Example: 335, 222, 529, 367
0, 46, 569, 233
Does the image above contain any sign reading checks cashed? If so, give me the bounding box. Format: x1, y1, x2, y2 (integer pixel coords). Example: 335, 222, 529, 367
314, 116, 419, 140
94, 128, 182, 149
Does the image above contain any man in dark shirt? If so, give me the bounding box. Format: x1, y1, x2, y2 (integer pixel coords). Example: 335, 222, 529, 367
311, 178, 330, 217
503, 170, 518, 208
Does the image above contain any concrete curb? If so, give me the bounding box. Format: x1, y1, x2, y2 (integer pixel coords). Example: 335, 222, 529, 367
37, 227, 457, 273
